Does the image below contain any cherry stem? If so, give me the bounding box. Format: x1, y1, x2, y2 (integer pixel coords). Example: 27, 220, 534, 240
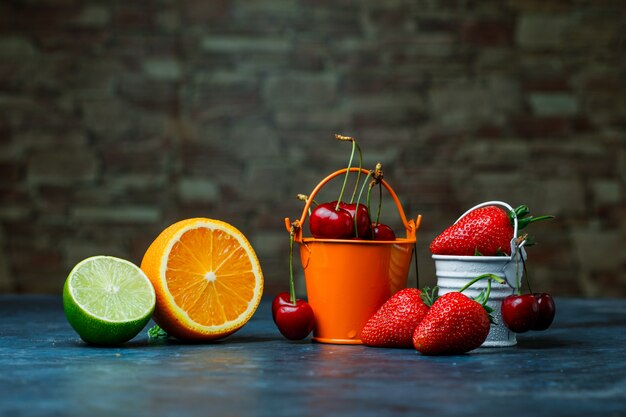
297, 194, 317, 217
366, 180, 374, 235
366, 163, 384, 235
349, 142, 363, 204
334, 135, 356, 211
355, 170, 374, 237
458, 273, 506, 294
288, 231, 296, 305
376, 182, 382, 225
521, 253, 533, 293
297, 194, 318, 206
373, 163, 383, 225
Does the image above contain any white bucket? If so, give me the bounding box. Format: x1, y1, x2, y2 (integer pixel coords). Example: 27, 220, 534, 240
432, 201, 525, 348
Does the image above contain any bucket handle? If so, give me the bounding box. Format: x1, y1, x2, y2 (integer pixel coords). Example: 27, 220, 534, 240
285, 167, 422, 243
454, 200, 520, 256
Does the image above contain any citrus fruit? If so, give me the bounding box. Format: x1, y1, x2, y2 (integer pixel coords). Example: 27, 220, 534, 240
140, 218, 264, 341
63, 256, 156, 346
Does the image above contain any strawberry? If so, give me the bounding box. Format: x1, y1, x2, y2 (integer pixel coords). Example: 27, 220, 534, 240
413, 292, 490, 355
360, 288, 430, 348
412, 274, 506, 355
430, 204, 553, 256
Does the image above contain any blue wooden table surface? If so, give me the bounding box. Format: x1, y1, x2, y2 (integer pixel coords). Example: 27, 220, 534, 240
1, 296, 625, 417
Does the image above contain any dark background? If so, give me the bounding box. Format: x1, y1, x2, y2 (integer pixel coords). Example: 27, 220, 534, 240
1, 0, 624, 297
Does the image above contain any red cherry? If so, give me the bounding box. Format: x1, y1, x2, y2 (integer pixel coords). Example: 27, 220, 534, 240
337, 202, 371, 238
532, 293, 556, 330
271, 292, 291, 321
501, 294, 538, 333
372, 223, 396, 241
309, 202, 353, 239
274, 300, 315, 340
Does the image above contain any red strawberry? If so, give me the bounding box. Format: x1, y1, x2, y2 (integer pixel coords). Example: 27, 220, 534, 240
413, 292, 490, 355
430, 206, 512, 256
430, 204, 553, 256
361, 288, 430, 348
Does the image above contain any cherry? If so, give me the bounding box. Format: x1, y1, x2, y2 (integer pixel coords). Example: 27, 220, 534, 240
532, 293, 556, 330
501, 294, 538, 333
309, 202, 353, 238
274, 300, 315, 340
273, 223, 315, 341
371, 223, 396, 241
271, 291, 291, 321
338, 201, 371, 238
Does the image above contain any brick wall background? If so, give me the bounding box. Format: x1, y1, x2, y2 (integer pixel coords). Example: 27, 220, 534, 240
1, 0, 625, 297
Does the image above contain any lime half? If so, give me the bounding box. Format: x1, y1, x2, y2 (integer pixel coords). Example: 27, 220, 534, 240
63, 256, 156, 346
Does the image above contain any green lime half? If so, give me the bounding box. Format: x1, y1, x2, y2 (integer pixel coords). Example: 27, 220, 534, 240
63, 256, 156, 346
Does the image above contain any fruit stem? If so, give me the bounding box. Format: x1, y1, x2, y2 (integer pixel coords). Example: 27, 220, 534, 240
376, 182, 382, 225
365, 163, 384, 236
514, 247, 521, 295
521, 253, 533, 294
355, 170, 374, 237
457, 273, 506, 294
297, 194, 318, 206
288, 227, 297, 305
366, 179, 374, 234
334, 134, 359, 210
350, 142, 363, 204
297, 194, 317, 216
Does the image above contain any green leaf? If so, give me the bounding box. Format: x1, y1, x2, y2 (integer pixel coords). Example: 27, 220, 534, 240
147, 325, 169, 339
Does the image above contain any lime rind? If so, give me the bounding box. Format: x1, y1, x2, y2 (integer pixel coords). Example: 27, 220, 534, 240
67, 256, 155, 323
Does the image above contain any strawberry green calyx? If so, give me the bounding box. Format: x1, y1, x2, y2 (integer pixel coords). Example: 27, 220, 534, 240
419, 286, 438, 307
509, 205, 554, 231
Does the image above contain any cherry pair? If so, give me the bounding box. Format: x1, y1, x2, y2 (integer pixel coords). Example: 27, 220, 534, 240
310, 201, 396, 240
309, 201, 371, 239
309, 137, 396, 241
501, 292, 556, 333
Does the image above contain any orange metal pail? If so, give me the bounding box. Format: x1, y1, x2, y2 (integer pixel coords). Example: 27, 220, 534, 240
285, 168, 422, 344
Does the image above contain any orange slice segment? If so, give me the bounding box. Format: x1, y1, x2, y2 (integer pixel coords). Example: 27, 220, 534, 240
140, 218, 264, 341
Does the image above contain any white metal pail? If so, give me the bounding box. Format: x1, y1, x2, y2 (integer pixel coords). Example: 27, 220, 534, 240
433, 201, 525, 347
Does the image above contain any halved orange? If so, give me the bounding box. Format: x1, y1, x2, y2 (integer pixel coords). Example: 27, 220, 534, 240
140, 218, 264, 341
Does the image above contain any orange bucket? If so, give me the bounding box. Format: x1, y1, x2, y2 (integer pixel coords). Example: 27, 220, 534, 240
285, 168, 422, 344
